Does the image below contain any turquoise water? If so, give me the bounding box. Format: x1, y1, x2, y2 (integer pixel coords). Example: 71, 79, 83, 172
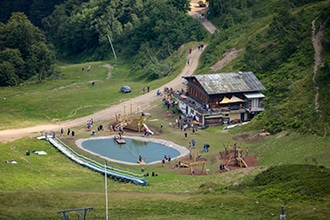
81, 138, 180, 164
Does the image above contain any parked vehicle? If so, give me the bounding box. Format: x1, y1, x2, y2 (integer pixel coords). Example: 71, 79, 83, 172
120, 86, 131, 93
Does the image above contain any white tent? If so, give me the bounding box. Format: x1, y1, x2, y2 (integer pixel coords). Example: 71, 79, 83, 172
220, 96, 231, 104
229, 96, 244, 103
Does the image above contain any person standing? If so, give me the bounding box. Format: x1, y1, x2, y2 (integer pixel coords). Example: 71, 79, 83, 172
189, 47, 192, 54
67, 128, 70, 136
192, 139, 196, 148
147, 85, 150, 92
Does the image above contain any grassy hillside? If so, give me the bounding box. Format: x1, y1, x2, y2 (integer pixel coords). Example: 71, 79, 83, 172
0, 112, 329, 219
0, 43, 192, 130
1, 0, 330, 219
0, 74, 330, 218
203, 0, 330, 136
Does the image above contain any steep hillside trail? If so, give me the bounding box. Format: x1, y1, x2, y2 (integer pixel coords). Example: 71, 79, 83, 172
312, 18, 328, 137
0, 2, 219, 143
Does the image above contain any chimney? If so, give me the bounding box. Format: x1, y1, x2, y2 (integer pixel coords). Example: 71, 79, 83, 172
238, 71, 243, 79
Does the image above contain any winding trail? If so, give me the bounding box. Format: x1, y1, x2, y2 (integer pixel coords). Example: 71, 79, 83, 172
0, 48, 204, 143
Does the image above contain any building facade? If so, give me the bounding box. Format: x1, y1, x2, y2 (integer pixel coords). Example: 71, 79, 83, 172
176, 72, 266, 126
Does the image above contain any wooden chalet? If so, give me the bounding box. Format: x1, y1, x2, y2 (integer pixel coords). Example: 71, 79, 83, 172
177, 72, 266, 126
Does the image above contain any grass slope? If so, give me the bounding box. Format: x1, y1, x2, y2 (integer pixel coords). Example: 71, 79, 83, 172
0, 96, 329, 219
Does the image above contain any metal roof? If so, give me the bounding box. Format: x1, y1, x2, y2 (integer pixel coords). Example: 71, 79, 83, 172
183, 72, 266, 95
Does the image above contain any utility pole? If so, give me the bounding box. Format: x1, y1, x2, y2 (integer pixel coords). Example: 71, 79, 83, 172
105, 161, 109, 220
107, 35, 117, 60
280, 206, 286, 220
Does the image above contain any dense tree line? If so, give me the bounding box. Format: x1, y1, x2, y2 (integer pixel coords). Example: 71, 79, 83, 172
0, 0, 201, 83
0, 13, 57, 86
43, 0, 201, 61
0, 0, 66, 28
43, 0, 205, 78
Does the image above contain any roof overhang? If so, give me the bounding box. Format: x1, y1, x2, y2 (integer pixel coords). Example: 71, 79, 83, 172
244, 93, 265, 99
205, 115, 223, 119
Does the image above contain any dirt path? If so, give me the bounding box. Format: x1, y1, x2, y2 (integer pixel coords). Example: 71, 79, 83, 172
312, 18, 328, 137
189, 0, 217, 34
0, 2, 219, 143
210, 48, 242, 71
0, 48, 204, 143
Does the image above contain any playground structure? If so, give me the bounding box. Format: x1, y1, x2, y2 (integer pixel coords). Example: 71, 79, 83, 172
220, 142, 248, 169
113, 102, 153, 134
174, 160, 208, 175
173, 151, 209, 175
189, 161, 208, 175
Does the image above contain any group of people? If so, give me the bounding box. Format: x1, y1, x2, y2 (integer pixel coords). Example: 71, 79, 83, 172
198, 13, 206, 22
162, 155, 171, 166
116, 127, 125, 139
138, 155, 144, 164
142, 85, 150, 94
143, 127, 152, 137
60, 127, 75, 137
87, 118, 94, 129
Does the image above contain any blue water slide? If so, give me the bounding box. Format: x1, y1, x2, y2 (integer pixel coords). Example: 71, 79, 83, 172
47, 137, 147, 186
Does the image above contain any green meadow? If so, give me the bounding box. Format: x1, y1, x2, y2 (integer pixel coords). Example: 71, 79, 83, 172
1, 54, 330, 219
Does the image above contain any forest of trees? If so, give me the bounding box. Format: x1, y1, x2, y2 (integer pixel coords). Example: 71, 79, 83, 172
0, 13, 57, 86
0, 0, 204, 83
42, 0, 205, 79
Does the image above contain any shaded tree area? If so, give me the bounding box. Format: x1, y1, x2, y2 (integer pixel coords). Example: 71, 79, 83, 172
43, 0, 207, 78
0, 0, 66, 28
0, 13, 57, 86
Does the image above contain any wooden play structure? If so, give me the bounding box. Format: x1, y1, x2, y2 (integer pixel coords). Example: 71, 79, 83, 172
223, 143, 248, 168
114, 102, 152, 133
189, 161, 208, 175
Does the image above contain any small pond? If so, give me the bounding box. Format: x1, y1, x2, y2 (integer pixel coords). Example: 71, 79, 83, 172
76, 136, 189, 165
